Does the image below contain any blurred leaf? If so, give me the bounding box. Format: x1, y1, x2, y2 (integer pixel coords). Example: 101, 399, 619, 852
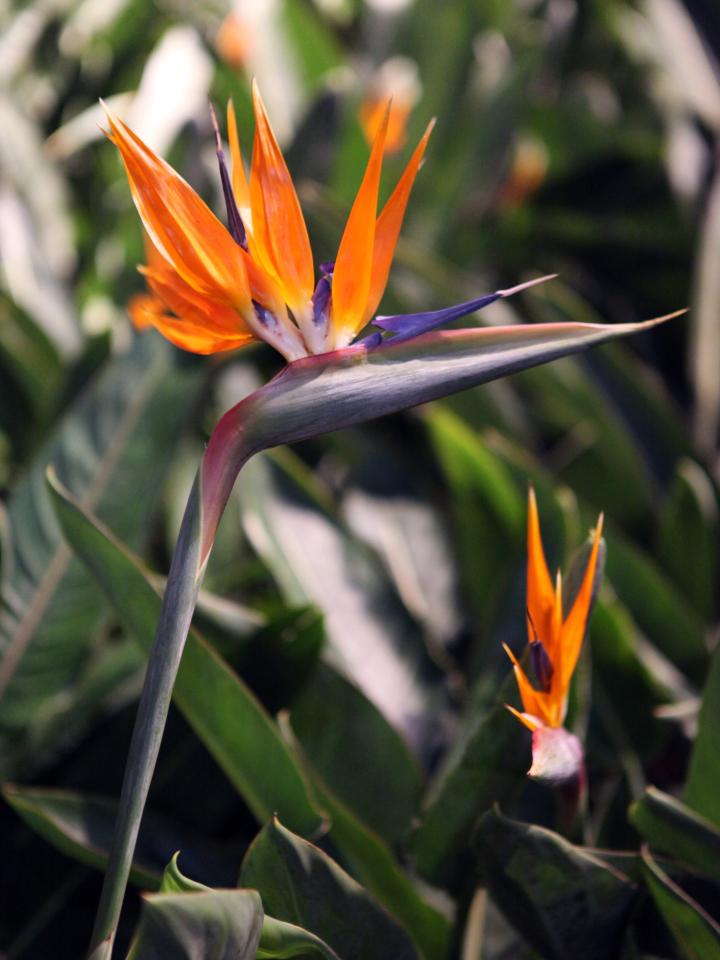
474, 809, 636, 960
2, 784, 160, 888
240, 818, 420, 960
425, 406, 524, 638
48, 476, 324, 836
281, 715, 451, 960
238, 451, 443, 751
604, 533, 708, 684
657, 458, 718, 620
0, 335, 204, 777
641, 845, 720, 960
342, 486, 462, 650
630, 787, 720, 881
127, 889, 263, 960
290, 663, 422, 845
409, 679, 530, 885
686, 643, 720, 827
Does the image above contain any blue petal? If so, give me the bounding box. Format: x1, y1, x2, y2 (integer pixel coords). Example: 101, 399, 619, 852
372, 275, 558, 343
373, 292, 502, 341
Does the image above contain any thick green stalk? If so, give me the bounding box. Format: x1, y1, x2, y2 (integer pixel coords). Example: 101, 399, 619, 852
87, 475, 204, 959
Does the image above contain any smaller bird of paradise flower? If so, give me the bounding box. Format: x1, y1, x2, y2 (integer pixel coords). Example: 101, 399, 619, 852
504, 489, 604, 783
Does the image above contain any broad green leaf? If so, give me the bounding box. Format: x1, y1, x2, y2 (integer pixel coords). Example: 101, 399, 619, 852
127, 889, 263, 960
158, 853, 341, 960
474, 809, 636, 960
604, 533, 708, 684
657, 458, 718, 621
238, 451, 444, 751
425, 406, 525, 648
290, 663, 422, 846
641, 846, 720, 960
409, 678, 530, 885
630, 787, 720, 881
2, 785, 160, 888
686, 643, 720, 826
48, 476, 323, 836
0, 335, 203, 776
240, 818, 420, 960
281, 715, 451, 960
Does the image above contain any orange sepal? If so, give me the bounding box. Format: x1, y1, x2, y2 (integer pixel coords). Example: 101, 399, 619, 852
249, 82, 314, 315
227, 99, 252, 226
559, 514, 604, 688
363, 119, 434, 324
105, 109, 251, 315
505, 703, 542, 732
526, 487, 557, 658
502, 643, 552, 726
330, 102, 390, 343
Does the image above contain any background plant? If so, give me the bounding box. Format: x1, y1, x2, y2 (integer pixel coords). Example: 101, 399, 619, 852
0, 0, 718, 958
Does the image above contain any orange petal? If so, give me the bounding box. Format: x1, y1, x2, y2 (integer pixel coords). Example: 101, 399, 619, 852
227, 99, 252, 227
526, 487, 557, 658
502, 643, 550, 725
105, 108, 251, 315
560, 514, 604, 688
249, 81, 314, 316
505, 704, 542, 732
330, 102, 390, 343
362, 120, 434, 324
128, 291, 164, 331
141, 264, 249, 338
149, 314, 253, 354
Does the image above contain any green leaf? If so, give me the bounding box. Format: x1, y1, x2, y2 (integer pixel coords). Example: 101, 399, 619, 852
409, 680, 530, 885
630, 787, 720, 881
641, 846, 720, 960
127, 889, 263, 960
258, 916, 341, 960
290, 663, 422, 846
426, 406, 524, 635
157, 853, 341, 960
240, 818, 420, 960
686, 643, 720, 826
2, 784, 160, 888
281, 716, 451, 960
473, 809, 637, 960
0, 335, 203, 776
238, 451, 443, 750
48, 475, 324, 837
159, 853, 209, 894
604, 533, 708, 684
657, 458, 718, 620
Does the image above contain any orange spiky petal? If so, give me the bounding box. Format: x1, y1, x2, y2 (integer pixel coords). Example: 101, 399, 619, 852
363, 119, 434, 325
502, 643, 551, 726
227, 99, 252, 227
249, 81, 314, 319
526, 487, 557, 658
505, 704, 542, 732
560, 514, 604, 688
330, 102, 390, 344
105, 108, 251, 315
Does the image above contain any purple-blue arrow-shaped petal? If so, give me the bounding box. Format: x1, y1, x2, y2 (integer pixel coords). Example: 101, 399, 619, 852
373, 274, 558, 342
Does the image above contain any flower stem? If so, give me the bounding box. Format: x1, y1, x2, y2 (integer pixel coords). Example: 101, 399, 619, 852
87, 474, 204, 959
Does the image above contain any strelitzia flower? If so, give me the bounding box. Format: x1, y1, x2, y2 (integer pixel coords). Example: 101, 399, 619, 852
106, 82, 555, 365
503, 489, 604, 783
358, 57, 421, 155
90, 85, 682, 958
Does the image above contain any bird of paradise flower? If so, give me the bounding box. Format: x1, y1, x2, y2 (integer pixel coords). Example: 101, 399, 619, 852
88, 84, 682, 959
